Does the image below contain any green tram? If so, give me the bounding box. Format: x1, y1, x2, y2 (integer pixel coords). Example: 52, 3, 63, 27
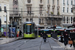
23, 22, 36, 38
39, 28, 64, 38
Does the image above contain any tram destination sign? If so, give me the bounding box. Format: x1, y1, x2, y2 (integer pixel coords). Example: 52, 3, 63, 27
26, 24, 31, 25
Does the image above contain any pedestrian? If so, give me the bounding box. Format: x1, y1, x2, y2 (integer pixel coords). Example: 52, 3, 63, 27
42, 31, 48, 42
51, 32, 52, 37
19, 30, 22, 37
63, 29, 69, 46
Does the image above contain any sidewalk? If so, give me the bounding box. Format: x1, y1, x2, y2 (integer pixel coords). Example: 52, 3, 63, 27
0, 37, 22, 45
52, 37, 75, 50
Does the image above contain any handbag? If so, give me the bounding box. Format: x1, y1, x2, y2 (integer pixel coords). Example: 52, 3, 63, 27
68, 40, 73, 44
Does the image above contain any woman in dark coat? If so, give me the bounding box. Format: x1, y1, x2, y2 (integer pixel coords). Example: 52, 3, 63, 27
19, 30, 22, 37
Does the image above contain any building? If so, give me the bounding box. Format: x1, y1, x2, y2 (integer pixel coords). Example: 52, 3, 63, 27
0, 0, 9, 28
9, 0, 75, 28
62, 0, 75, 27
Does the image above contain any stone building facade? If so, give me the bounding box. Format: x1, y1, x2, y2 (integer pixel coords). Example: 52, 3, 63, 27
0, 0, 9, 27
9, 0, 75, 28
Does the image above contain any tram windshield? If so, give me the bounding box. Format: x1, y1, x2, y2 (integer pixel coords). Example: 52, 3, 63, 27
27, 25, 31, 32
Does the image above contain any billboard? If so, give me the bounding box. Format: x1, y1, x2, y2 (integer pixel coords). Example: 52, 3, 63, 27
9, 27, 16, 37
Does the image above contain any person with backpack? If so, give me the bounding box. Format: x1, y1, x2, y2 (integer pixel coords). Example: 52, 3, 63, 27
42, 31, 48, 42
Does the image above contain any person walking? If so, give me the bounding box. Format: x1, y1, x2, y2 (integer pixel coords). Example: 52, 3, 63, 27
19, 30, 22, 37
42, 31, 48, 42
63, 29, 69, 46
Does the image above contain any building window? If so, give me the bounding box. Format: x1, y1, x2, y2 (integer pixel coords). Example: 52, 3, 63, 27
39, 19, 41, 24
67, 8, 68, 13
40, 0, 42, 3
26, 18, 28, 21
4, 17, 6, 23
13, 0, 18, 5
57, 0, 59, 5
15, 0, 18, 4
67, 0, 69, 5
63, 7, 65, 12
39, 5, 43, 15
71, 8, 73, 13
30, 18, 33, 21
27, 6, 31, 14
4, 5, 6, 12
63, 0, 65, 5
71, 17, 72, 23
27, 0, 31, 3
63, 17, 65, 23
67, 17, 68, 23
71, 0, 73, 5
0, 5, 2, 11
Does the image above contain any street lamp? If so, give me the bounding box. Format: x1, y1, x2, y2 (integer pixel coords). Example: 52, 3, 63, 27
6, 10, 8, 38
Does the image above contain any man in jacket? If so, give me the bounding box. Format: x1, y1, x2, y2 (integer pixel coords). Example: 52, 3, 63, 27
42, 31, 48, 42
63, 29, 69, 46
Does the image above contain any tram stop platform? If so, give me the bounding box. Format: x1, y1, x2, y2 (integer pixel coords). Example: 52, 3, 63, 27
0, 37, 22, 45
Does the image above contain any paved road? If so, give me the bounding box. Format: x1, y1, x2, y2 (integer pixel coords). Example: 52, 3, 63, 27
0, 38, 74, 50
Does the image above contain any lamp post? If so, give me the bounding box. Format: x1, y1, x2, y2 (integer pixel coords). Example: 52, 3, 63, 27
6, 10, 8, 38
21, 8, 23, 33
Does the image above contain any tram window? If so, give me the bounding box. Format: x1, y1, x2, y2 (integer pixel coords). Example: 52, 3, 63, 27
27, 25, 31, 32
31, 25, 33, 32
25, 24, 26, 32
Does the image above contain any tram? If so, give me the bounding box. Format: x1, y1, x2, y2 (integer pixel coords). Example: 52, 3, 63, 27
23, 21, 36, 38
39, 29, 53, 38
39, 28, 64, 38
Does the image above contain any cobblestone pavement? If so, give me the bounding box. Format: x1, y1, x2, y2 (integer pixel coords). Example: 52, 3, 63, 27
0, 38, 74, 50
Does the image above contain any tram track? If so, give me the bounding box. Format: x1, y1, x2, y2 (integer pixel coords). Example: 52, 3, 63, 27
48, 40, 53, 50
39, 39, 53, 50
39, 40, 42, 50
14, 39, 32, 50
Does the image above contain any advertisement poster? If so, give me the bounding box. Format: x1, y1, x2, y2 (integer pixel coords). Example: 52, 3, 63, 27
9, 27, 16, 37
17, 29, 19, 37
